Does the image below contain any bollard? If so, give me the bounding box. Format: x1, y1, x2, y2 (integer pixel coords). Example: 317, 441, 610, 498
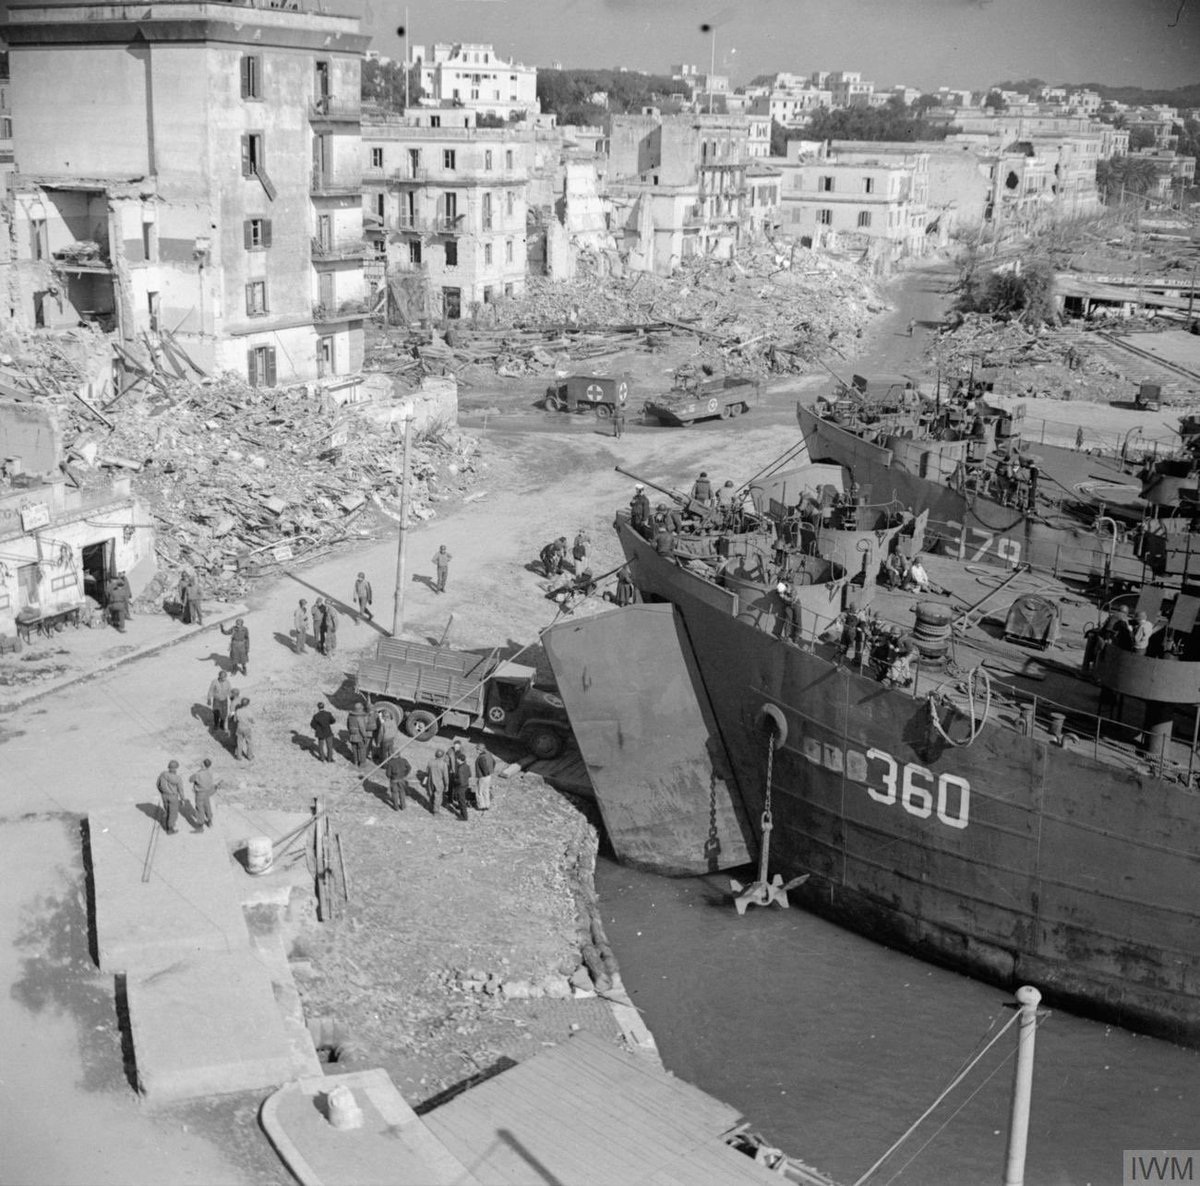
1018, 705, 1034, 737
325, 1084, 363, 1131
1048, 712, 1065, 745
1003, 985, 1042, 1186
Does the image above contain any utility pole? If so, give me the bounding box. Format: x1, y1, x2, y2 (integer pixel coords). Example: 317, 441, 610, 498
391, 411, 413, 637
708, 25, 716, 115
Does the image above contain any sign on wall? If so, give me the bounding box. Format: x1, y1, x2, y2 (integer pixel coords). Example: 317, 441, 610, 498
20, 503, 51, 532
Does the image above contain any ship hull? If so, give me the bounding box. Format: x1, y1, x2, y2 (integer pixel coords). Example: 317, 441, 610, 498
796, 406, 1145, 583
586, 519, 1200, 1045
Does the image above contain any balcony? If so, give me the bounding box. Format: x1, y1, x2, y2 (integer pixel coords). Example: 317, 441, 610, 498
309, 96, 362, 122
389, 167, 431, 184
311, 171, 363, 197
311, 237, 368, 263
394, 214, 463, 234
313, 299, 369, 324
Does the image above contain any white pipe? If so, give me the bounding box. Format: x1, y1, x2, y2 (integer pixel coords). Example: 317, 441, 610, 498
1002, 985, 1042, 1186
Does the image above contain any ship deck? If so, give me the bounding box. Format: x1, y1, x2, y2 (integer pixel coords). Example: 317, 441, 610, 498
826, 551, 1200, 784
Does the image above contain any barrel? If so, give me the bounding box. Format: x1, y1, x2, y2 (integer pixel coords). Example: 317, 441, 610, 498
245, 836, 273, 875
911, 602, 954, 666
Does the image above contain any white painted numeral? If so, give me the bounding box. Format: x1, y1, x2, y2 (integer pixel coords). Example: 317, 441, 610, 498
866, 748, 897, 804
937, 773, 971, 829
901, 764, 934, 818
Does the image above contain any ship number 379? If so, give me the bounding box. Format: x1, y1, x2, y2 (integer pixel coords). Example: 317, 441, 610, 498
800, 737, 970, 829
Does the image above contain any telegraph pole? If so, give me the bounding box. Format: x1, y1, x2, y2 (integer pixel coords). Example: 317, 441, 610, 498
391, 412, 412, 637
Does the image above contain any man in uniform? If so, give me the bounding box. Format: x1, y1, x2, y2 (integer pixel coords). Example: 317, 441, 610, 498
310, 701, 336, 763
474, 744, 496, 811
190, 758, 218, 831
354, 573, 374, 623
615, 565, 638, 607
157, 759, 185, 834
107, 573, 131, 633
374, 709, 399, 765
691, 471, 713, 506
612, 404, 626, 439
448, 740, 472, 821
312, 598, 327, 653
777, 581, 802, 645
293, 599, 310, 654
432, 545, 452, 593
346, 701, 371, 767
221, 617, 250, 676
322, 601, 338, 657
425, 748, 449, 815
386, 750, 411, 811
630, 484, 652, 538
207, 670, 234, 733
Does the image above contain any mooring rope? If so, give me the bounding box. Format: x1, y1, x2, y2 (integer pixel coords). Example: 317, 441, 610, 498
927, 665, 991, 747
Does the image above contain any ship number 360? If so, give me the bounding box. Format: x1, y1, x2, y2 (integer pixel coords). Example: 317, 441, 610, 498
800, 737, 970, 829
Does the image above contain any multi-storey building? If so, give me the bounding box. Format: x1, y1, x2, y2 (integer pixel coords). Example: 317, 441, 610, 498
362, 109, 530, 319
826, 71, 875, 108
5, 0, 368, 385
751, 85, 831, 129
0, 43, 12, 178
410, 43, 538, 120
777, 141, 930, 271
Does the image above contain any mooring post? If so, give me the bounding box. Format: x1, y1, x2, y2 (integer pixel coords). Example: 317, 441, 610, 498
1002, 985, 1042, 1186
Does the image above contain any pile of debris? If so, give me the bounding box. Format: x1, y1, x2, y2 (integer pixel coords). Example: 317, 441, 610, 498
367, 242, 888, 381
2, 328, 481, 602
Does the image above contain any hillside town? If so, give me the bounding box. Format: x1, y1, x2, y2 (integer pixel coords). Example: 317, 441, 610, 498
1, 2, 1200, 1185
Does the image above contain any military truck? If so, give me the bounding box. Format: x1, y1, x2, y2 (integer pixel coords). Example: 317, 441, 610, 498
355, 637, 572, 758
643, 366, 758, 426
543, 373, 631, 418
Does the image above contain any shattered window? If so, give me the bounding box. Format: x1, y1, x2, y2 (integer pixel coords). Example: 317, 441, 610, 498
245, 281, 268, 317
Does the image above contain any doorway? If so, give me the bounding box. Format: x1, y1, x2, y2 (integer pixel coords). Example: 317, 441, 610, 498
82, 539, 114, 605
443, 287, 462, 320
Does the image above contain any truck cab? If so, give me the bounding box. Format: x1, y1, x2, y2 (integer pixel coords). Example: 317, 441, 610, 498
483, 663, 571, 758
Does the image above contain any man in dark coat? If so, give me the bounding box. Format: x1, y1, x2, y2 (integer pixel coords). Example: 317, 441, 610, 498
310, 701, 336, 763
474, 745, 495, 810
107, 573, 131, 632
425, 748, 449, 815
615, 565, 638, 607
322, 602, 338, 657
691, 472, 713, 506
448, 740, 472, 821
629, 485, 652, 538
386, 751, 411, 811
311, 598, 327, 653
346, 701, 371, 767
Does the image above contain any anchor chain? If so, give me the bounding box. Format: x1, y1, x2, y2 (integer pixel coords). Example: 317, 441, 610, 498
731, 715, 809, 915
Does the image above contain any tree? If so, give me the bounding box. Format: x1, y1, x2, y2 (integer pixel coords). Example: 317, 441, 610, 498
913, 93, 941, 114
1128, 125, 1158, 151
770, 119, 793, 157
362, 59, 423, 110
1096, 155, 1162, 201
983, 90, 1008, 111
957, 260, 1057, 324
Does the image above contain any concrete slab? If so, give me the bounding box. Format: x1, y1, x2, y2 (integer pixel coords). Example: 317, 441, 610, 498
250, 929, 323, 1082
89, 807, 250, 974
217, 803, 317, 909
261, 1069, 481, 1186
127, 949, 304, 1105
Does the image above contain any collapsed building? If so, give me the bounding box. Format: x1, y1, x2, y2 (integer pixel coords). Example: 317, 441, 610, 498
3, 0, 370, 388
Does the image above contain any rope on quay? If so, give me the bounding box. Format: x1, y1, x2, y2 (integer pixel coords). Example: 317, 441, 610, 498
851, 1009, 1021, 1186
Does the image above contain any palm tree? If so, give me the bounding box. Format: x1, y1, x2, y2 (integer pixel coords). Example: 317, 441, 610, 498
1096, 156, 1162, 202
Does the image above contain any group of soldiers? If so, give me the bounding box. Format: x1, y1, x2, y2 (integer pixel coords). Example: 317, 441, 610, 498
155, 757, 221, 835
205, 669, 253, 760
313, 697, 495, 821
829, 609, 919, 688
292, 597, 340, 655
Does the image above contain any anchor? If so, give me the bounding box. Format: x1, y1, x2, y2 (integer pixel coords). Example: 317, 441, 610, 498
731, 722, 810, 914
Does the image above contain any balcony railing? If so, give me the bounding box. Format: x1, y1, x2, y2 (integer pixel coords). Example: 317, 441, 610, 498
394, 214, 463, 233
313, 299, 369, 323
309, 96, 362, 121
311, 237, 368, 261
311, 171, 363, 196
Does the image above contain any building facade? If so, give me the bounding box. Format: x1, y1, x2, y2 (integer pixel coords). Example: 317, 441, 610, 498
5, 1, 369, 386
362, 110, 531, 321
778, 141, 930, 271
410, 43, 538, 120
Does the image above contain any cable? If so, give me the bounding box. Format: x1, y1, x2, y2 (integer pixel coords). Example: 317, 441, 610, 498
852, 1010, 1021, 1186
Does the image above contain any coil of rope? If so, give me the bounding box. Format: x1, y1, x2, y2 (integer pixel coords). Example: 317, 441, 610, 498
927, 665, 991, 747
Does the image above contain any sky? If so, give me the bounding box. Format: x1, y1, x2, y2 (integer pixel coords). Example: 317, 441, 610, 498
346, 0, 1200, 93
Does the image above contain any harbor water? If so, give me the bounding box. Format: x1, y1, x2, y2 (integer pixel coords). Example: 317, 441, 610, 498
597, 858, 1200, 1186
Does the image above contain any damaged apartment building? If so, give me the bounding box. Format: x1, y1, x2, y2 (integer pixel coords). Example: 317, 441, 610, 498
3, 0, 370, 387
605, 111, 781, 276
361, 107, 530, 323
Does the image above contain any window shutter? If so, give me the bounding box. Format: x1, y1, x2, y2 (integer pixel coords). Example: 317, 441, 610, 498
265, 348, 277, 388
241, 57, 250, 99
262, 220, 272, 248
247, 349, 258, 387
245, 284, 253, 316
243, 220, 252, 250
241, 134, 251, 176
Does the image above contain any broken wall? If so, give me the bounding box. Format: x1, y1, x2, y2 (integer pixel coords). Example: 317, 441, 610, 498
0, 400, 62, 475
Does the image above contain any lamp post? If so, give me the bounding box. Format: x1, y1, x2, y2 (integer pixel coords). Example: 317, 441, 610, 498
391, 407, 413, 637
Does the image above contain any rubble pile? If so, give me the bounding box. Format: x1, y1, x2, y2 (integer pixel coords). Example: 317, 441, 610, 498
367, 244, 888, 381
2, 329, 482, 602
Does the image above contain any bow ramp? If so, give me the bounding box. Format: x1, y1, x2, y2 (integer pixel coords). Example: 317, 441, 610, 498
543, 602, 753, 875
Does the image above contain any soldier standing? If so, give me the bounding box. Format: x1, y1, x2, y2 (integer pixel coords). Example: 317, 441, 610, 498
221, 618, 250, 676
613, 404, 626, 439
425, 748, 449, 815
630, 484, 652, 537
346, 701, 371, 767
353, 572, 374, 622
386, 751, 411, 811
310, 701, 336, 763
293, 599, 309, 654
448, 740, 472, 821
474, 745, 496, 811
107, 573, 131, 633
207, 670, 234, 733
432, 545, 452, 593
156, 760, 185, 834
190, 758, 218, 830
